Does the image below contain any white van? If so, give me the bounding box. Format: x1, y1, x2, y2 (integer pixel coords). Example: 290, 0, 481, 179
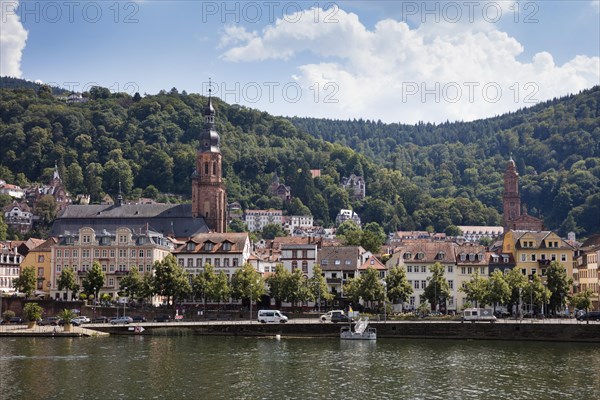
257, 310, 288, 324
462, 308, 496, 323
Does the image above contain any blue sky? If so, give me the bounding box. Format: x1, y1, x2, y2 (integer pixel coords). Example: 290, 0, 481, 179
2, 0, 599, 123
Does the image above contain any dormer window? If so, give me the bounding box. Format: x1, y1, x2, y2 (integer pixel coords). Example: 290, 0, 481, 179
186, 242, 195, 251
204, 242, 214, 251
403, 252, 412, 260
222, 242, 232, 251
436, 252, 445, 260
469, 253, 475, 261
416, 252, 424, 260
502, 256, 509, 263
460, 253, 466, 261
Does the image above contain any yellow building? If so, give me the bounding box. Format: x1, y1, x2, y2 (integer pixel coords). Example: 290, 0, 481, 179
502, 230, 575, 280
574, 245, 599, 310
20, 238, 57, 297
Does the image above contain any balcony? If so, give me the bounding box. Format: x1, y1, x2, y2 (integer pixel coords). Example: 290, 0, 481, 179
538, 259, 551, 266
77, 271, 88, 276
326, 278, 342, 284
113, 270, 129, 276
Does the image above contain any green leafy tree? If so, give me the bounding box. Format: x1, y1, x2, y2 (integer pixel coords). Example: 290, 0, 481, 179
307, 265, 332, 311
266, 264, 289, 308
261, 223, 286, 239
57, 268, 77, 300
211, 271, 231, 306
119, 267, 143, 301
228, 219, 248, 233
460, 271, 490, 308
34, 195, 57, 224
420, 263, 451, 312
13, 266, 36, 297
546, 261, 573, 314
0, 214, 7, 240
570, 289, 593, 312
504, 268, 528, 315
153, 255, 191, 305
138, 272, 155, 304
81, 262, 105, 299
231, 263, 265, 305
361, 222, 386, 253
344, 267, 386, 310
283, 268, 310, 308
525, 274, 551, 315
385, 266, 413, 307
487, 269, 511, 312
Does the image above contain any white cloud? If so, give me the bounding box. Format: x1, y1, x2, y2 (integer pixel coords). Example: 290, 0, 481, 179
218, 7, 599, 123
0, 0, 28, 77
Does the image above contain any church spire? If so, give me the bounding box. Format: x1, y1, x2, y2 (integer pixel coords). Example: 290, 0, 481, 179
200, 79, 220, 153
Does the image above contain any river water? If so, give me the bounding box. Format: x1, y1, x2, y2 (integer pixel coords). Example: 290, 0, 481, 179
1, 336, 599, 400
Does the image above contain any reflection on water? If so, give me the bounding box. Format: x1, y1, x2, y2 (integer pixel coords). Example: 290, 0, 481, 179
1, 336, 599, 399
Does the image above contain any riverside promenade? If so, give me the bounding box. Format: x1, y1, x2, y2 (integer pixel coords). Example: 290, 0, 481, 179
2, 318, 594, 342
1, 318, 597, 341
0, 323, 109, 337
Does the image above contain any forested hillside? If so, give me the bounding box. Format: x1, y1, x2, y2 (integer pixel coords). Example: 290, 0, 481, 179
291, 87, 600, 237
0, 78, 598, 238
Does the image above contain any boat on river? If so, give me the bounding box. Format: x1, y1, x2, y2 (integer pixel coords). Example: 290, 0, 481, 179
340, 317, 377, 340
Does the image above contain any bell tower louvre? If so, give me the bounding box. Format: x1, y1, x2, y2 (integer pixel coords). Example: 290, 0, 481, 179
191, 88, 227, 233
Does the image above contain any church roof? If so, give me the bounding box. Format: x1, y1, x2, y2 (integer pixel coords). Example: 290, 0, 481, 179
50, 203, 209, 238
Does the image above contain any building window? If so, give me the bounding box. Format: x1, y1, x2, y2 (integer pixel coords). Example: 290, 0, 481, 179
139, 250, 144, 257
178, 258, 184, 266
73, 250, 78, 257
292, 261, 298, 271
196, 258, 203, 267
222, 242, 232, 251
480, 267, 485, 275
321, 259, 328, 266
302, 250, 308, 258
102, 264, 107, 272
187, 242, 195, 251
561, 254, 567, 262
82, 235, 91, 243
409, 296, 415, 306
531, 254, 537, 262
421, 266, 426, 273
138, 265, 144, 272
467, 267, 472, 274
302, 261, 308, 273
232, 258, 238, 267
204, 162, 209, 175
292, 250, 297, 258
187, 258, 193, 268
461, 267, 466, 274
521, 268, 527, 275
38, 255, 44, 263
421, 280, 427, 289
448, 280, 454, 289
224, 258, 230, 267
119, 235, 127, 243
447, 266, 453, 273
521, 254, 526, 262
214, 258, 220, 268
551, 254, 557, 261
407, 266, 413, 273
334, 259, 341, 265
108, 278, 114, 287
110, 250, 115, 258
414, 281, 419, 289
204, 242, 214, 251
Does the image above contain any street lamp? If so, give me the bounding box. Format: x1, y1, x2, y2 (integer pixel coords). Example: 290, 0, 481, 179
382, 280, 387, 322
123, 286, 127, 318
93, 287, 97, 320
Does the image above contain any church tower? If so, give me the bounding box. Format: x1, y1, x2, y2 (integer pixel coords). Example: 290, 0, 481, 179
191, 90, 226, 233
502, 156, 520, 230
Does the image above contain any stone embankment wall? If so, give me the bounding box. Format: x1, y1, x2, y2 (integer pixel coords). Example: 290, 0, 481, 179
98, 321, 600, 342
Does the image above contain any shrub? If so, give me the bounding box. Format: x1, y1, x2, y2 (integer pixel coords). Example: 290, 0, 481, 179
23, 302, 43, 322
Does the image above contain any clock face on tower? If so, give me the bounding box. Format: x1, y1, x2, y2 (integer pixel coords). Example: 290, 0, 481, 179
204, 141, 209, 148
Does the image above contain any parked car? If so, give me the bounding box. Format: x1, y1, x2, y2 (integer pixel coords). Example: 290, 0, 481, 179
494, 310, 511, 319
5, 317, 25, 324
154, 315, 172, 323
320, 310, 352, 323
131, 316, 147, 323
38, 317, 61, 326
91, 316, 109, 323
577, 311, 600, 321
72, 316, 90, 325
110, 316, 133, 325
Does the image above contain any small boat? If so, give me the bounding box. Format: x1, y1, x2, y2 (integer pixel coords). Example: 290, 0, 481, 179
340, 317, 377, 340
